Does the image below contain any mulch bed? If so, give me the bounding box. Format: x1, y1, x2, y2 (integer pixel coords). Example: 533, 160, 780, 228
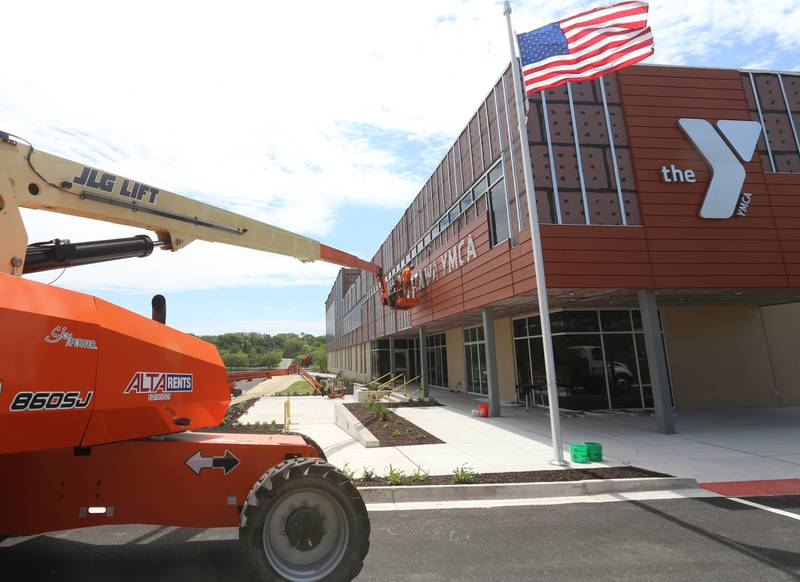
200, 422, 285, 434
354, 466, 669, 487
344, 403, 443, 447
195, 395, 285, 434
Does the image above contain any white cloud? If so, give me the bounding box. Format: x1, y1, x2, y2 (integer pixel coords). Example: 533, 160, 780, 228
5, 0, 800, 297
20, 210, 340, 294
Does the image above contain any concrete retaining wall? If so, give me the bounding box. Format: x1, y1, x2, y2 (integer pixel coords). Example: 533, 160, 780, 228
334, 402, 379, 448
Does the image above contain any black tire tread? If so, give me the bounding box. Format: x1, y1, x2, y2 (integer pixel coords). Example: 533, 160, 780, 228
240, 458, 370, 582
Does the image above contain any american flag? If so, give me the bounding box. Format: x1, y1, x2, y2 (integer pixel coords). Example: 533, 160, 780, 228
517, 1, 654, 95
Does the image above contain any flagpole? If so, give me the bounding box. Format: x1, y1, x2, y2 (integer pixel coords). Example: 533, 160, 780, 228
503, 0, 567, 466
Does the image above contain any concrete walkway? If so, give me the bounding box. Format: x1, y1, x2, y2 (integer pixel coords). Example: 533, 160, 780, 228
237, 388, 800, 484
230, 374, 301, 404
422, 388, 800, 483
240, 393, 601, 477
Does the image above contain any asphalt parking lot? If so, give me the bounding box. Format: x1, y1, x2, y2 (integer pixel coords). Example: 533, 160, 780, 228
1, 496, 798, 581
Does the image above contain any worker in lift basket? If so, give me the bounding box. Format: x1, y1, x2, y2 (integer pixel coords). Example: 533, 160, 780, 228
388, 276, 397, 307
401, 264, 415, 298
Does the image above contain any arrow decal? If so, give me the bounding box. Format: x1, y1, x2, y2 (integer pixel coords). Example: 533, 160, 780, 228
185, 449, 240, 475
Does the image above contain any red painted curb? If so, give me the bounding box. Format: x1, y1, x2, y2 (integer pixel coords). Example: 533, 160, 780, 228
700, 479, 800, 497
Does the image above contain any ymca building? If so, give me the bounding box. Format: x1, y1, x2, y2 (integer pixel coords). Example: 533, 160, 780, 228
324, 63, 800, 431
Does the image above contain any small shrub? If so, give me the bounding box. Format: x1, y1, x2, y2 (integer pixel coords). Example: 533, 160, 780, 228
391, 430, 402, 438
270, 420, 277, 431
372, 404, 390, 422
382, 422, 390, 430
406, 428, 414, 434
361, 467, 377, 481
411, 468, 429, 482
340, 464, 355, 480
416, 433, 426, 441
221, 401, 247, 425
453, 464, 476, 484
387, 465, 405, 486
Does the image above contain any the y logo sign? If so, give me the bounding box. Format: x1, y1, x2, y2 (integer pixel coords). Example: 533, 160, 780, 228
677, 119, 762, 219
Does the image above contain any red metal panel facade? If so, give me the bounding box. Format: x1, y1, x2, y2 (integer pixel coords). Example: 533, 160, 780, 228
327, 64, 800, 350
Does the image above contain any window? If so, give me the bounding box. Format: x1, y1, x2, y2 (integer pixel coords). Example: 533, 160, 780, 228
488, 179, 510, 245
488, 164, 504, 185
370, 340, 391, 380
473, 176, 489, 197
513, 310, 672, 411
425, 333, 448, 387
460, 191, 474, 212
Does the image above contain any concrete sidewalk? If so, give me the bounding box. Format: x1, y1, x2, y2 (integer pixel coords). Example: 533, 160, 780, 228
230, 374, 300, 404
239, 389, 800, 484
424, 389, 800, 483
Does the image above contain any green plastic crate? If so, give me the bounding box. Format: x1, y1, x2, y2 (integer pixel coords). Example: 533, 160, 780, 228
585, 441, 603, 462
570, 443, 589, 464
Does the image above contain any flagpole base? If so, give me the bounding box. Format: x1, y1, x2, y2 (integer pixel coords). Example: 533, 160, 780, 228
550, 458, 569, 467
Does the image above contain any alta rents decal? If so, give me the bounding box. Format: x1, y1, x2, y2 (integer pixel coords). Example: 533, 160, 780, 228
676, 119, 762, 219
124, 372, 193, 400
10, 390, 93, 411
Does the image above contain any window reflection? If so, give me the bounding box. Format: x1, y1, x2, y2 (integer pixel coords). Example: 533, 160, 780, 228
513, 310, 672, 410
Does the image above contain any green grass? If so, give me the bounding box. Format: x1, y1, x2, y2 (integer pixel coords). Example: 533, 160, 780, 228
274, 380, 314, 396
453, 464, 476, 484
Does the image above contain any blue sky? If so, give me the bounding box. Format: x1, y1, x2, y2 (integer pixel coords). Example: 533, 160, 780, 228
5, 0, 800, 336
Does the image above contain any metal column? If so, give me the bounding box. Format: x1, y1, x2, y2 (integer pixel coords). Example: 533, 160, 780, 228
638, 289, 676, 434
418, 326, 429, 399
482, 308, 501, 417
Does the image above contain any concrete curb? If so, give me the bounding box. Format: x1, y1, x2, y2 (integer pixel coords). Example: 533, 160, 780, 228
334, 402, 379, 448
358, 476, 698, 504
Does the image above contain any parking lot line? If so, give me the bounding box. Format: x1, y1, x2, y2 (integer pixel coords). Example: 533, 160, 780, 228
728, 496, 800, 522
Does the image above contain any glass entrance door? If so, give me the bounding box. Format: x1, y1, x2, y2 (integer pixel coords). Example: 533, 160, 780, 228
464, 326, 488, 396
394, 350, 408, 381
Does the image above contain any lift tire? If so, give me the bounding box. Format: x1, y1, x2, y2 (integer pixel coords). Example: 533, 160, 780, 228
240, 458, 370, 582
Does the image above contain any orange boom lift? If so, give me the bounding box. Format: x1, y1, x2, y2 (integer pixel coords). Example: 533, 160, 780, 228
0, 131, 417, 580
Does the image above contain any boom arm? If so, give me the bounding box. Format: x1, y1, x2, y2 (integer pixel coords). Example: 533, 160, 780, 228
0, 132, 381, 276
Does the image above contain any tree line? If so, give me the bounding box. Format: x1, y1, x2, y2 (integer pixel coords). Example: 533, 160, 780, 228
199, 332, 327, 370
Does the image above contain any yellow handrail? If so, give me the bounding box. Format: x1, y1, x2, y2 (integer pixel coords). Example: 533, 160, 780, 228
284, 398, 291, 431
384, 375, 420, 399
367, 371, 392, 388
367, 373, 405, 400
368, 374, 421, 401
